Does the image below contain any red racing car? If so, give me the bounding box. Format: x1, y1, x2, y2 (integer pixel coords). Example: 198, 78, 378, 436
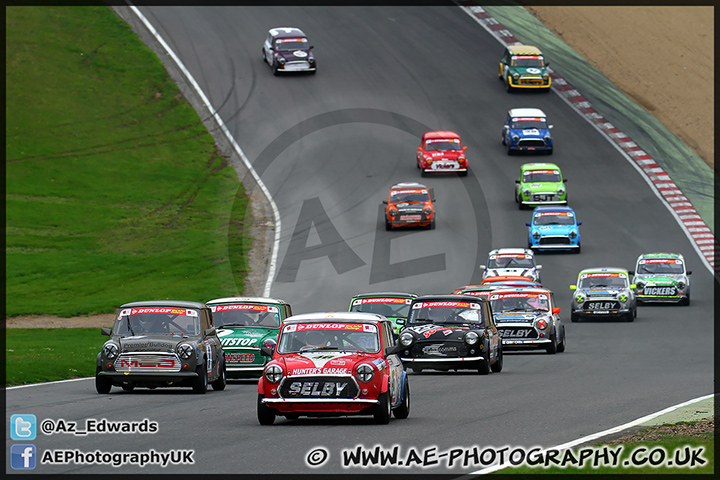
417, 130, 469, 176
257, 312, 410, 424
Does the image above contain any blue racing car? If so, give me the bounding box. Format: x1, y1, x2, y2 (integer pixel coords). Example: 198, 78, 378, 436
502, 108, 553, 155
527, 206, 581, 253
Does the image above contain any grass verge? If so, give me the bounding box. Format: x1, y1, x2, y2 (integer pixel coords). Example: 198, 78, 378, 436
6, 6, 252, 317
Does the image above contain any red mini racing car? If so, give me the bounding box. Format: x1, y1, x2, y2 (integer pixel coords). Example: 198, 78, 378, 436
417, 130, 468, 176
257, 312, 410, 425
383, 182, 435, 230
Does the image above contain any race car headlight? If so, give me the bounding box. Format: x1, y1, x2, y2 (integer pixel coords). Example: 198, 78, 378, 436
308, 57, 315, 64
544, 135, 551, 142
557, 187, 565, 195
177, 343, 195, 359
618, 293, 628, 303
636, 280, 646, 288
389, 208, 397, 217
532, 231, 541, 239
512, 135, 520, 142
536, 319, 548, 330
523, 189, 531, 197
103, 342, 119, 359
569, 230, 578, 239
543, 74, 549, 80
575, 294, 584, 304
356, 364, 374, 383
277, 56, 286, 65
399, 332, 415, 347
464, 331, 479, 345
264, 364, 283, 384
423, 207, 432, 215
677, 281, 686, 289
513, 73, 520, 80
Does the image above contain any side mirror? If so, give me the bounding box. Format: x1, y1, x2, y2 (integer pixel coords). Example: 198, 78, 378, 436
630, 284, 637, 289
260, 345, 275, 357
688, 271, 693, 275
577, 221, 582, 226
552, 307, 560, 314
309, 45, 314, 50
204, 327, 216, 337
515, 179, 520, 184
462, 146, 468, 151
101, 327, 112, 336
526, 222, 531, 227
549, 125, 554, 129
417, 147, 422, 151
479, 265, 487, 271
628, 271, 635, 276
545, 62, 550, 68
385, 344, 404, 356
570, 285, 577, 291
382, 200, 388, 204
563, 178, 567, 183
536, 265, 542, 270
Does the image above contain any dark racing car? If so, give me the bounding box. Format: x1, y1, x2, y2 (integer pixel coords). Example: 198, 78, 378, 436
262, 27, 316, 75
397, 295, 503, 374
96, 300, 226, 394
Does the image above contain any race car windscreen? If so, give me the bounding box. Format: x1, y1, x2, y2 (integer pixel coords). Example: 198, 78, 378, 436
511, 56, 544, 67
579, 275, 628, 289
113, 308, 200, 335
512, 119, 548, 130
487, 255, 534, 269
490, 293, 549, 313
522, 171, 560, 183
636, 261, 684, 275
277, 323, 380, 354
350, 298, 411, 318
275, 38, 308, 51
391, 191, 429, 203
408, 302, 482, 325
426, 140, 461, 151
211, 304, 281, 328
533, 213, 574, 225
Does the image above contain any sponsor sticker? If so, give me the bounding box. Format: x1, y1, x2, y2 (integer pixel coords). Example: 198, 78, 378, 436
640, 259, 681, 264
391, 189, 427, 195
354, 297, 411, 305
536, 211, 572, 217
582, 272, 626, 278
276, 38, 306, 43
490, 292, 547, 300
491, 254, 529, 259
210, 304, 277, 313
125, 307, 197, 317
426, 138, 459, 144
412, 301, 479, 309
295, 323, 366, 332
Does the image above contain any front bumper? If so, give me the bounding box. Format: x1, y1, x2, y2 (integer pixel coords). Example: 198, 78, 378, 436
277, 61, 316, 72
97, 370, 199, 385
530, 242, 579, 251
508, 77, 551, 89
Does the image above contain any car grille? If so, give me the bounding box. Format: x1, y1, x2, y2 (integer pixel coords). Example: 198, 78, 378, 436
114, 354, 182, 373
530, 193, 558, 202
408, 341, 469, 358
284, 61, 310, 70
518, 77, 543, 85
583, 301, 621, 310
538, 236, 570, 245
279, 376, 359, 399
518, 139, 546, 147
497, 327, 538, 339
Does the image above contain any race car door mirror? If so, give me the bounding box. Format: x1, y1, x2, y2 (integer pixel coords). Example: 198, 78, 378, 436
630, 284, 637, 289
462, 146, 468, 151
549, 125, 554, 129
101, 327, 112, 336
260, 345, 275, 357
385, 344, 404, 356
628, 271, 635, 275
515, 180, 520, 183
552, 307, 560, 314
536, 265, 542, 270
577, 221, 582, 226
545, 62, 550, 67
688, 271, 693, 275
479, 265, 486, 270
526, 222, 531, 227
204, 327, 216, 337
569, 285, 577, 290
309, 45, 314, 49
563, 179, 567, 182
382, 200, 388, 204
417, 147, 422, 151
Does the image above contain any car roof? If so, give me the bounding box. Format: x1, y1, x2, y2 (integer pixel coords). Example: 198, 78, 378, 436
119, 300, 207, 309
352, 292, 418, 299
488, 286, 552, 296
533, 206, 575, 213
390, 182, 427, 190
507, 44, 544, 56
422, 130, 461, 139
637, 252, 684, 260
206, 296, 290, 306
482, 275, 537, 282
412, 294, 488, 303
283, 312, 388, 325
521, 162, 560, 172
509, 108, 547, 118
489, 247, 533, 256
578, 267, 630, 275
268, 27, 307, 39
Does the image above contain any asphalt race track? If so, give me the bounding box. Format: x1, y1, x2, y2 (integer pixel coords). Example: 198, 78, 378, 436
6, 6, 714, 475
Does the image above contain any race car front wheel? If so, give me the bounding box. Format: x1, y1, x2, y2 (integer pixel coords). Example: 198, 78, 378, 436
393, 378, 410, 419
95, 367, 111, 394
374, 391, 392, 424
257, 395, 276, 425
491, 344, 503, 373
192, 363, 208, 394
211, 358, 227, 391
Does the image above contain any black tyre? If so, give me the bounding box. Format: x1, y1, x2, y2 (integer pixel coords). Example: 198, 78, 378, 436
547, 147, 553, 155
545, 332, 558, 354
95, 367, 111, 394
682, 295, 690, 306
429, 219, 436, 230
393, 379, 410, 419
459, 170, 468, 177
374, 391, 392, 424
385, 219, 392, 231
477, 345, 491, 375
557, 326, 566, 353
257, 394, 276, 425
211, 359, 227, 391
505, 78, 513, 92
571, 312, 580, 323
574, 243, 581, 254
625, 310, 635, 322
262, 48, 266, 63
491, 344, 503, 373
420, 169, 427, 177
507, 143, 514, 155
192, 363, 208, 394
272, 60, 280, 76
